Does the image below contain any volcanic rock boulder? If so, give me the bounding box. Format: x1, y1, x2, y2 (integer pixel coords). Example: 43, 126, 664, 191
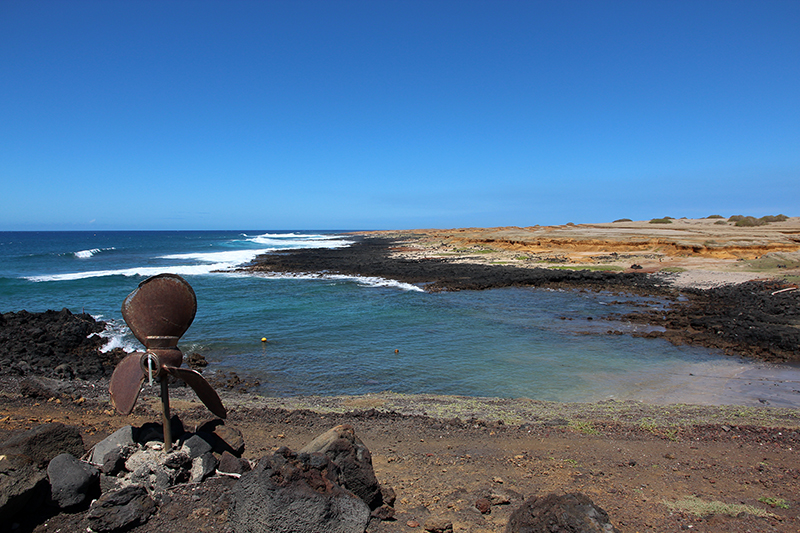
505, 492, 619, 533
47, 453, 100, 509
197, 418, 246, 456
230, 447, 371, 533
85, 485, 157, 532
90, 425, 136, 465
0, 423, 86, 521
299, 424, 383, 510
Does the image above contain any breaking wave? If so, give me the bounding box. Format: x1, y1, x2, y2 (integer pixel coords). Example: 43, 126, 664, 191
73, 247, 115, 259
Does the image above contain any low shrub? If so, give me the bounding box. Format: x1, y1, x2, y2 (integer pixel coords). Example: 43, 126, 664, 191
706, 214, 724, 219
734, 216, 767, 227
649, 218, 672, 224
760, 214, 788, 223
729, 214, 788, 226
613, 218, 632, 223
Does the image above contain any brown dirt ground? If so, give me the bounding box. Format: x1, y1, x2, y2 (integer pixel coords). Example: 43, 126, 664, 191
2, 383, 799, 533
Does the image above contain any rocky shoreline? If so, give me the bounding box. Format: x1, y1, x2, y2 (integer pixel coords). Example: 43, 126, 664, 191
241, 235, 800, 363
3, 226, 800, 532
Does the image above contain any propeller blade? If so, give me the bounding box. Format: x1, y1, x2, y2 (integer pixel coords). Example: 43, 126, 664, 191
121, 274, 197, 346
165, 366, 227, 419
109, 352, 146, 415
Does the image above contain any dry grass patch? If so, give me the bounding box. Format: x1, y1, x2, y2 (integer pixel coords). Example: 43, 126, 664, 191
664, 496, 776, 518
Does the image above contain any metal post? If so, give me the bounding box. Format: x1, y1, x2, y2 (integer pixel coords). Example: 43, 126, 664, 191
160, 378, 172, 449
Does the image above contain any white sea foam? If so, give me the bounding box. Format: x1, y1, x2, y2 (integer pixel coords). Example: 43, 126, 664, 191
25, 263, 233, 282
253, 271, 424, 292
159, 249, 272, 265
91, 316, 139, 353
74, 247, 115, 259
159, 234, 352, 266
250, 232, 345, 240
26, 233, 353, 283
247, 234, 353, 248
345, 276, 425, 292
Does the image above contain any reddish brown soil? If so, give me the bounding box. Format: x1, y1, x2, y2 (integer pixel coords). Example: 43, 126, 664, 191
2, 386, 798, 533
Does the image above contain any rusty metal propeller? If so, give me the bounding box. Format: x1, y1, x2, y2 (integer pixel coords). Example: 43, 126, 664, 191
109, 273, 226, 448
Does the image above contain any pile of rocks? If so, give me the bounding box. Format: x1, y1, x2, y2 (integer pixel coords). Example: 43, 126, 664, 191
80, 416, 248, 531
0, 419, 395, 533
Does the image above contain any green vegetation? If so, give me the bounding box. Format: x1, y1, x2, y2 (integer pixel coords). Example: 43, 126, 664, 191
664, 496, 777, 518
649, 217, 673, 224
613, 218, 632, 223
732, 216, 768, 227
706, 214, 724, 219
637, 418, 680, 440
714, 220, 728, 225
454, 248, 495, 254
759, 497, 790, 509
569, 420, 601, 435
761, 214, 789, 222
729, 214, 788, 227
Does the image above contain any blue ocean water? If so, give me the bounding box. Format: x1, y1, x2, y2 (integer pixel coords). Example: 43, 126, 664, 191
1, 231, 791, 405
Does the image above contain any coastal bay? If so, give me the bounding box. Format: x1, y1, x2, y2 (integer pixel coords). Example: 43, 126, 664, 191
2, 218, 800, 532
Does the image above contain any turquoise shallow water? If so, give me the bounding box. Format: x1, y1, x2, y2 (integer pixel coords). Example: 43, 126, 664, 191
2, 231, 797, 405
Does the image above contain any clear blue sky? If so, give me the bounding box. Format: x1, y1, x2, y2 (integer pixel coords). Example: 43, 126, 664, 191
2, 1, 798, 230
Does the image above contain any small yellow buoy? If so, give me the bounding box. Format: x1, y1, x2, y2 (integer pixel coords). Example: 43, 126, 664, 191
261, 337, 268, 343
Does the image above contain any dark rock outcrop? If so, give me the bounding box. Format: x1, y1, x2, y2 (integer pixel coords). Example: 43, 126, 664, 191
0, 309, 122, 379
231, 447, 370, 533
505, 492, 619, 533
196, 418, 246, 457
299, 424, 383, 510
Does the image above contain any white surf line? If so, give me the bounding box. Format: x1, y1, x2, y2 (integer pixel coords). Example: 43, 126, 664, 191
250, 271, 424, 292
